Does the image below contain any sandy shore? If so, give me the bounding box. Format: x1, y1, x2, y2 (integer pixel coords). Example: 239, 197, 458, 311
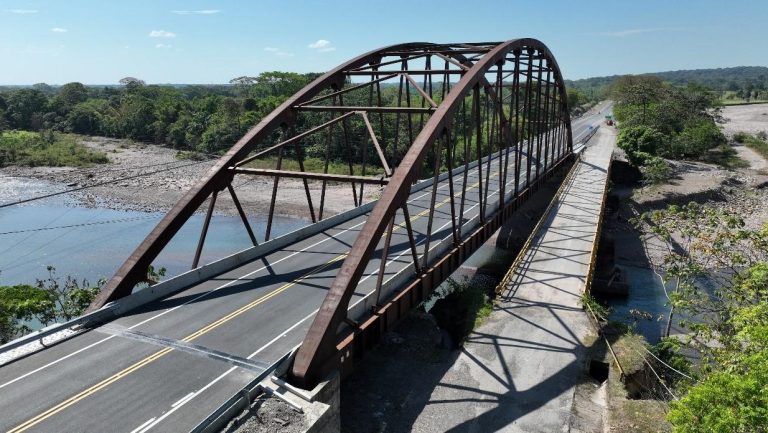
1, 137, 380, 218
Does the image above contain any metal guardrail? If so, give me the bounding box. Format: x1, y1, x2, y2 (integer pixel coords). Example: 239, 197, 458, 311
189, 351, 293, 433
494, 124, 602, 295
0, 152, 493, 361
494, 152, 582, 295
0, 304, 116, 357
577, 131, 626, 379
572, 124, 600, 154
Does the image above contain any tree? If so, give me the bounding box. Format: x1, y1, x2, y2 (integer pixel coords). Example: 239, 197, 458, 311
56, 82, 89, 107
672, 119, 726, 157
617, 125, 667, 166
610, 75, 665, 124
567, 88, 583, 113
0, 267, 100, 343
5, 89, 48, 130
119, 77, 146, 93
635, 204, 768, 432
229, 76, 257, 97
67, 100, 107, 134
116, 94, 156, 141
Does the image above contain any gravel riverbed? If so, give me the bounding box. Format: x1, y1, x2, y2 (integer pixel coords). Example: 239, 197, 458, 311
1, 137, 377, 218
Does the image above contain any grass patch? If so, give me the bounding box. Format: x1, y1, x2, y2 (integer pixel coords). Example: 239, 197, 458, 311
700, 143, 750, 169
605, 331, 672, 432
429, 278, 495, 344
581, 292, 611, 321
734, 131, 768, 160
243, 156, 385, 177
175, 150, 209, 161
719, 99, 768, 106
0, 131, 109, 167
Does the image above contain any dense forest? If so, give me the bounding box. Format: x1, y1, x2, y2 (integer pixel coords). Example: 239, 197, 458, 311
566, 66, 768, 102
0, 73, 569, 166
0, 73, 322, 156
0, 66, 765, 161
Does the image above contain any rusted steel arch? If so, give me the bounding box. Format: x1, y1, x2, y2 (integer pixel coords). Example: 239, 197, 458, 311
291, 38, 574, 388
87, 41, 455, 310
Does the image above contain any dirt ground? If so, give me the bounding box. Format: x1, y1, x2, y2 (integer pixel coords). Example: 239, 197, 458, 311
0, 136, 378, 218
720, 103, 768, 136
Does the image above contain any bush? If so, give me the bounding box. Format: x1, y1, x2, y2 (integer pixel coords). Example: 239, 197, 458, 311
0, 131, 109, 167
617, 126, 667, 166
672, 120, 726, 158
733, 131, 751, 143
668, 352, 768, 433
641, 156, 671, 185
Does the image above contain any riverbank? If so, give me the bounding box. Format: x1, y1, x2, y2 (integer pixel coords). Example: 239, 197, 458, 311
0, 135, 376, 218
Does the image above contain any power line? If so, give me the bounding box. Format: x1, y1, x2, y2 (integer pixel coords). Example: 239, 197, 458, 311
640, 344, 697, 382
0, 159, 210, 209
0, 215, 158, 236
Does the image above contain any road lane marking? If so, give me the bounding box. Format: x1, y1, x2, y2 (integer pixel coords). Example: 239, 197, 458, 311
7, 255, 348, 433
129, 417, 156, 433
0, 150, 475, 391
140, 173, 503, 431
142, 167, 519, 431
171, 392, 195, 408
7, 132, 566, 431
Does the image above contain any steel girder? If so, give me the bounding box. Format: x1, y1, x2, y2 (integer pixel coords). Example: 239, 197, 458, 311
86, 39, 573, 392
285, 39, 574, 388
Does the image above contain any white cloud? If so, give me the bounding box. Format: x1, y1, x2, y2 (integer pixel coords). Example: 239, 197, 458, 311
171, 10, 220, 15
155, 43, 172, 49
149, 30, 176, 38
51, 27, 67, 33
308, 39, 331, 49
6, 9, 37, 14
264, 47, 293, 57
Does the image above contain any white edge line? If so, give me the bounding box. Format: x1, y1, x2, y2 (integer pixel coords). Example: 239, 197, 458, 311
129, 417, 156, 433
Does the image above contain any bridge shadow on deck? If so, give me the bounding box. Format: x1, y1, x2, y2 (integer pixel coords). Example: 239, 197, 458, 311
341, 161, 598, 432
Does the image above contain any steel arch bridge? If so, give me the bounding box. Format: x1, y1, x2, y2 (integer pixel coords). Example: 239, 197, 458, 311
90, 39, 573, 390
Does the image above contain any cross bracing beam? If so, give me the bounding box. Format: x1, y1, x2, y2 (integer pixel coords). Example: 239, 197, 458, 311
86, 40, 574, 392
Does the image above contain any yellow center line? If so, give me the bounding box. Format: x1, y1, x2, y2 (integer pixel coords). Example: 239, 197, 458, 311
10, 168, 505, 433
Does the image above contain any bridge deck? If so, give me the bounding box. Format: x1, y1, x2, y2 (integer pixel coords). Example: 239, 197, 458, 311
409, 125, 615, 432
0, 108, 609, 433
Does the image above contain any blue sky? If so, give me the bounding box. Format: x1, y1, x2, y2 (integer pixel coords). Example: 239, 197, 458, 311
0, 0, 766, 85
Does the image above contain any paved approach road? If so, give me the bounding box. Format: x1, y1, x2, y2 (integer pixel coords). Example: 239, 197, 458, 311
0, 103, 611, 433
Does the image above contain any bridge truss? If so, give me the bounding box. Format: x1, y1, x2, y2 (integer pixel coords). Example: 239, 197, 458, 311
89, 39, 573, 390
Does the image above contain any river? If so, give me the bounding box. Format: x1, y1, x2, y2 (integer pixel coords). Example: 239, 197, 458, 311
0, 174, 307, 288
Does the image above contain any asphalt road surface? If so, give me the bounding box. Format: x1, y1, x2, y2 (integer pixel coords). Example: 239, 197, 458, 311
0, 103, 611, 433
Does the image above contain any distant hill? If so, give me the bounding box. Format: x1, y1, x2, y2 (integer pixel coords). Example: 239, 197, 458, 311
566, 66, 768, 98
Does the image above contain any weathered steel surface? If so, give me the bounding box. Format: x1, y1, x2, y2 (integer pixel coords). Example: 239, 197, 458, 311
87, 40, 574, 394
291, 39, 573, 388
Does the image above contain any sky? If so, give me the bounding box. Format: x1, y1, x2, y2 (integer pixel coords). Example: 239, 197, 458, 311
0, 0, 766, 85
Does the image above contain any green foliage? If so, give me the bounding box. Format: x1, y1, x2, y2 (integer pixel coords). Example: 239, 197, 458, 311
444, 278, 494, 331
0, 73, 320, 154
641, 156, 671, 185
0, 267, 101, 343
580, 292, 611, 321
635, 204, 768, 432
671, 120, 726, 158
617, 126, 667, 166
0, 130, 109, 167
567, 66, 768, 102
612, 75, 729, 179
668, 352, 768, 433
733, 131, 768, 160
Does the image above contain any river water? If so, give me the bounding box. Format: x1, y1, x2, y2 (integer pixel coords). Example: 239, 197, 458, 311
0, 175, 307, 288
